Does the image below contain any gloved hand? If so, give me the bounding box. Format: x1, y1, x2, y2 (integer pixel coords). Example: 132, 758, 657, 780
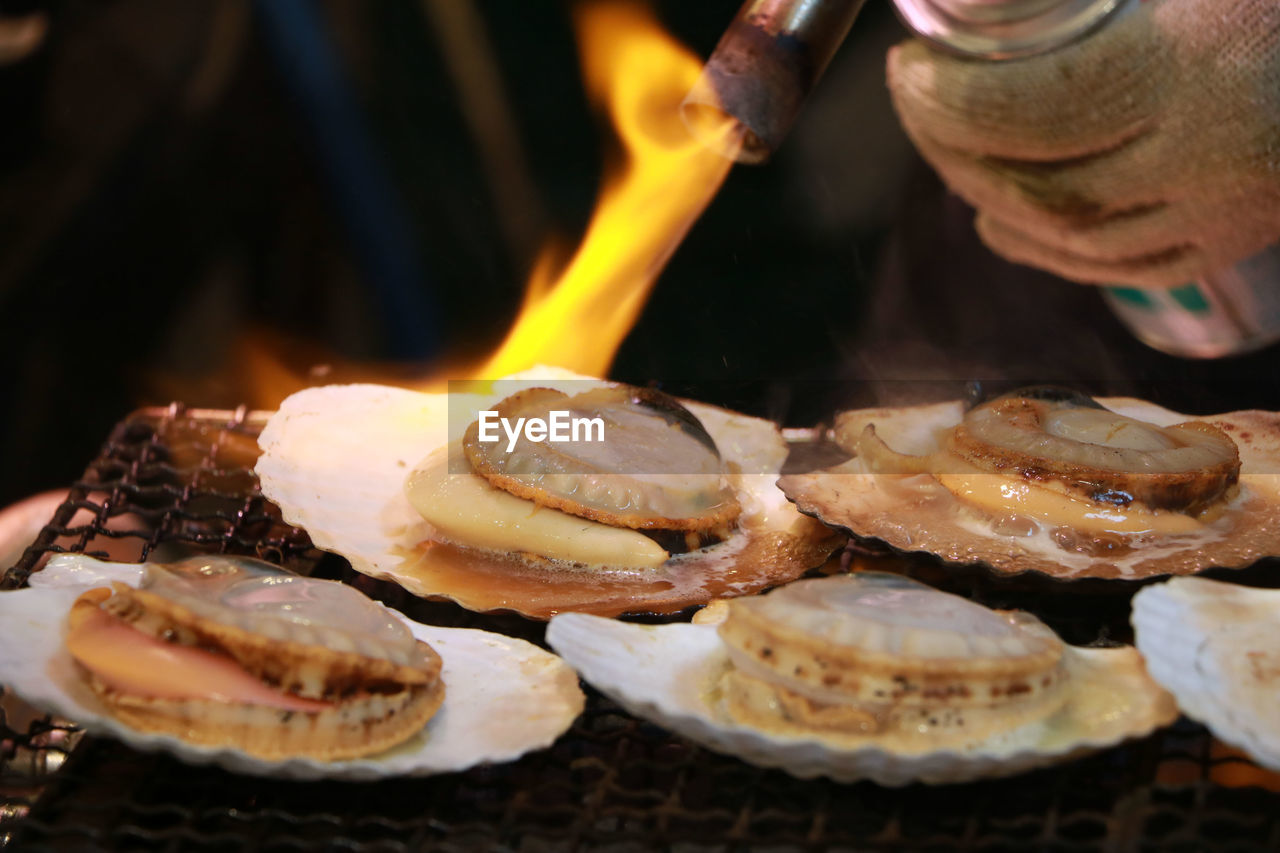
887, 0, 1280, 288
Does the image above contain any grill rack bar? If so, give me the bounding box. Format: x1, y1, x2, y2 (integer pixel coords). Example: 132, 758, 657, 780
2, 404, 1279, 851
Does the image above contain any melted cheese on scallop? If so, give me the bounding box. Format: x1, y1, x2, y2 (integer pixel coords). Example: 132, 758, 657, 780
405, 443, 670, 569
936, 473, 1205, 536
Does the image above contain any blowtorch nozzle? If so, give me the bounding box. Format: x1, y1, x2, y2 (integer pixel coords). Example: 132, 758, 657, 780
682, 0, 869, 164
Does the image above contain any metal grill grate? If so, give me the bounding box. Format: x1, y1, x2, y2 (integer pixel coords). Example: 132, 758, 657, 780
3, 406, 1280, 851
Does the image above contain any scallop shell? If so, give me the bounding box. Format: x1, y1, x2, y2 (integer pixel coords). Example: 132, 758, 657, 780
546, 573, 1176, 785
778, 398, 1280, 580
255, 376, 841, 619
0, 555, 585, 780
1132, 577, 1280, 772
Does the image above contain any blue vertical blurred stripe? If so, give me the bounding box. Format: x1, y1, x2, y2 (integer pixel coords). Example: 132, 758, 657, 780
254, 0, 439, 360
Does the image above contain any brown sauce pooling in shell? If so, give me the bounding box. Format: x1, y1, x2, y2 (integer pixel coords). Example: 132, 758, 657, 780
394, 514, 842, 620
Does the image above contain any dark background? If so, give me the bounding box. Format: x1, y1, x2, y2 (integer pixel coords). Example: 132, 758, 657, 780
1, 0, 1276, 508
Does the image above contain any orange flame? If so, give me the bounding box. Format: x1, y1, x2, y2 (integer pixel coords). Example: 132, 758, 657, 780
474, 0, 741, 379
200, 1, 739, 410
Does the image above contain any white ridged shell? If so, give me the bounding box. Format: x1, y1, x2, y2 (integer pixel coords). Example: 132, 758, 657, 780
1, 555, 584, 780
547, 601, 1176, 786
1132, 577, 1280, 771
256, 383, 447, 584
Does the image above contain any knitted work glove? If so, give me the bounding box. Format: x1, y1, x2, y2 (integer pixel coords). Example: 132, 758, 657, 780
887, 0, 1280, 288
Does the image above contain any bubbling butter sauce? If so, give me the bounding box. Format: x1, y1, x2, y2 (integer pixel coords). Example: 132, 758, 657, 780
858, 467, 1239, 578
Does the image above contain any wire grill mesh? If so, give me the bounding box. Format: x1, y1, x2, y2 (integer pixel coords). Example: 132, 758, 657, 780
3, 405, 1280, 851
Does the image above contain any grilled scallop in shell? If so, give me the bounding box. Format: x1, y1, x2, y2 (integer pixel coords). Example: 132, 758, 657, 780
547, 573, 1176, 785
64, 555, 446, 761
945, 388, 1239, 514
779, 390, 1280, 579
0, 554, 587, 780
256, 374, 842, 619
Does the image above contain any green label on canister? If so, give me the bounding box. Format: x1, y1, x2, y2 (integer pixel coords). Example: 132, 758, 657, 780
1101, 246, 1280, 358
